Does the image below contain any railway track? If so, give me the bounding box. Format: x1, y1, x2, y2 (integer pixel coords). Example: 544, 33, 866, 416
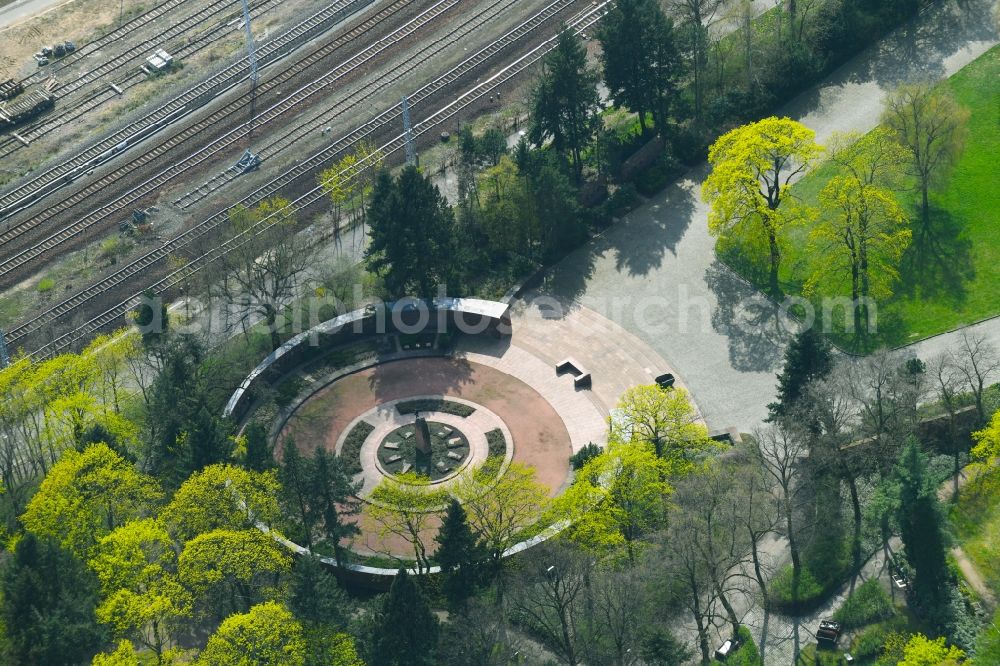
16, 0, 198, 89
0, 0, 377, 216
0, 0, 286, 160
9, 1, 609, 357
176, 0, 579, 208
0, 0, 512, 278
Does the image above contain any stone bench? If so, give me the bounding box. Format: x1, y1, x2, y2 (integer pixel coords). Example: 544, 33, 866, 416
436, 461, 451, 473
384, 441, 400, 450
447, 451, 463, 461
446, 437, 463, 449
400, 463, 412, 474
555, 357, 591, 390
437, 427, 453, 437
655, 372, 675, 389
386, 454, 402, 464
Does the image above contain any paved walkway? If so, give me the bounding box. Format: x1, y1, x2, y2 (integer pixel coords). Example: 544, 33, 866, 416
519, 0, 999, 435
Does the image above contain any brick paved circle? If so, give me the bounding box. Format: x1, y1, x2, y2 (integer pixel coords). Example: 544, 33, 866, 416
278, 356, 573, 557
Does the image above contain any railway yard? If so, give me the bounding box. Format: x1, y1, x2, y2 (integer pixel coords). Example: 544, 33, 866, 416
0, 0, 607, 357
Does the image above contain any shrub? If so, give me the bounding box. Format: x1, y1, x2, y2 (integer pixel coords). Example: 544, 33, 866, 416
768, 565, 826, 613
274, 376, 305, 409
395, 399, 475, 418
632, 153, 680, 196
338, 421, 375, 475
833, 579, 895, 630
37, 278, 55, 293
486, 428, 506, 460
570, 443, 602, 470
718, 626, 761, 665
605, 183, 638, 217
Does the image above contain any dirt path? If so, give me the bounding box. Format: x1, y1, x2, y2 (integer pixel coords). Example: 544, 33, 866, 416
951, 545, 997, 607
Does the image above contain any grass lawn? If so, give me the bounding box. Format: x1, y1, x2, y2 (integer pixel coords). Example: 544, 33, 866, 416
951, 463, 1000, 596
719, 45, 1000, 351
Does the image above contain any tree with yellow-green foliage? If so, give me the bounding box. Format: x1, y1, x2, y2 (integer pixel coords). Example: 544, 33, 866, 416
318, 142, 384, 228
21, 443, 162, 559
161, 464, 281, 543
178, 529, 292, 617
703, 117, 822, 294
611, 384, 716, 474
551, 436, 670, 563
972, 409, 1000, 462
806, 129, 910, 336
89, 519, 191, 663
197, 601, 307, 666
454, 460, 550, 572
896, 633, 965, 665
367, 472, 449, 574
92, 640, 142, 666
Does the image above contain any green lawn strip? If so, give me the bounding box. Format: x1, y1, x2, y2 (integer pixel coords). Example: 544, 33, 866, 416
720, 45, 1000, 350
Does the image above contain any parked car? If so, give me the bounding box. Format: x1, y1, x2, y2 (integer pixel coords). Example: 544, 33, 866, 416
817, 619, 842, 646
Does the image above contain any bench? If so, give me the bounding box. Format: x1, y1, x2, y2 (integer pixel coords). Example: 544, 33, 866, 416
400, 463, 412, 474
384, 441, 400, 451
386, 454, 402, 464
400, 431, 413, 439
556, 358, 581, 375
655, 372, 675, 389
447, 451, 463, 461
437, 427, 453, 437
555, 357, 592, 390
435, 461, 450, 473
446, 437, 463, 449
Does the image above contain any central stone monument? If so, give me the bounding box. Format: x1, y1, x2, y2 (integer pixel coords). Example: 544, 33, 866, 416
413, 413, 433, 475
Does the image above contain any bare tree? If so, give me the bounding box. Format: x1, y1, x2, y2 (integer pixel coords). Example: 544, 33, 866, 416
928, 352, 965, 500
671, 0, 723, 123
672, 465, 755, 642
215, 199, 314, 351
728, 447, 780, 606
510, 540, 592, 666
952, 330, 1000, 425
751, 421, 809, 607
801, 367, 869, 571
658, 510, 720, 664
882, 82, 970, 226
584, 566, 647, 666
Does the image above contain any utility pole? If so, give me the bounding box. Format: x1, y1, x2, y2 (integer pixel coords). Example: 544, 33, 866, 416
240, 0, 259, 141
401, 95, 416, 166
0, 328, 10, 369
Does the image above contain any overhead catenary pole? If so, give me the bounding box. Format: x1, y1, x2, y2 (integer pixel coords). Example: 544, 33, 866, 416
401, 95, 416, 166
0, 328, 10, 369
240, 0, 260, 141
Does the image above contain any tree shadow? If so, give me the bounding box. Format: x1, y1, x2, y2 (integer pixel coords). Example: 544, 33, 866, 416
365, 355, 476, 404
863, 0, 999, 89
601, 176, 699, 278
704, 260, 790, 373
898, 203, 974, 303
775, 0, 997, 123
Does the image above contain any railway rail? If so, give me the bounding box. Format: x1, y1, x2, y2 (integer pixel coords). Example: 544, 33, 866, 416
9, 1, 608, 357
16, 0, 199, 89
176, 0, 579, 208
0, 0, 505, 276
0, 0, 286, 160
0, 0, 377, 215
